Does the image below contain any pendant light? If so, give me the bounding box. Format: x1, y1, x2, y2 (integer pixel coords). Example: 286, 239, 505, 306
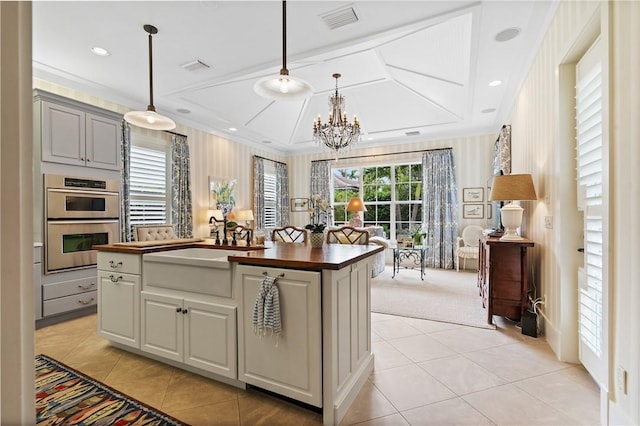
254, 1, 313, 101
124, 24, 176, 130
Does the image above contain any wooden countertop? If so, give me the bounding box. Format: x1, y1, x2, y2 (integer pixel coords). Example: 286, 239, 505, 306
93, 239, 264, 254
94, 240, 383, 271
227, 242, 383, 271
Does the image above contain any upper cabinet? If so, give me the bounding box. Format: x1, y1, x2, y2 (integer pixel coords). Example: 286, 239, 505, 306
34, 90, 122, 171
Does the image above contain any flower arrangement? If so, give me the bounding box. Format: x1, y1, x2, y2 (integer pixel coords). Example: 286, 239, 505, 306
411, 224, 427, 245
305, 194, 331, 234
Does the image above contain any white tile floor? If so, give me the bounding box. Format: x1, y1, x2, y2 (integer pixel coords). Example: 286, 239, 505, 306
340, 313, 600, 426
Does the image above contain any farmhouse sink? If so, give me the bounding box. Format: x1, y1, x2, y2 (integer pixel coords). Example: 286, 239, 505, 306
143, 248, 246, 297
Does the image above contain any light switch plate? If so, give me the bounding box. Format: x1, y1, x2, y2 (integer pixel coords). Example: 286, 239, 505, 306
544, 216, 553, 229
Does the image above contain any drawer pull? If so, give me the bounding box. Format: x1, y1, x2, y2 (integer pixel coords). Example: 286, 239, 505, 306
78, 298, 94, 305
109, 275, 123, 283
109, 260, 123, 269
176, 307, 182, 313
182, 308, 188, 314
78, 283, 96, 290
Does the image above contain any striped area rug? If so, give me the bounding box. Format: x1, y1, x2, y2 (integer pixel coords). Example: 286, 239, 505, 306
35, 354, 186, 425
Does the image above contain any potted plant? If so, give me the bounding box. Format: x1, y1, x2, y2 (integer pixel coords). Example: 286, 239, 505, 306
306, 195, 331, 248
412, 226, 426, 247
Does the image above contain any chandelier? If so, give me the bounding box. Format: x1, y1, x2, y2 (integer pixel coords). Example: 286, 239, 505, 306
313, 73, 360, 154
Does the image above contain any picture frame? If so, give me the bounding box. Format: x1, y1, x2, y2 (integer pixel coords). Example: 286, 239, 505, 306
290, 197, 310, 212
463, 187, 484, 203
209, 177, 236, 210
463, 204, 484, 219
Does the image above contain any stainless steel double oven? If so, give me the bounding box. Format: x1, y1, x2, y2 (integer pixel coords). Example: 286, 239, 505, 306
45, 174, 120, 273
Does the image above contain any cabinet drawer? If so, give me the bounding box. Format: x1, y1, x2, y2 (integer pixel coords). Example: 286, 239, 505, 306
43, 291, 97, 317
43, 276, 97, 300
491, 280, 522, 301
98, 252, 141, 275
491, 298, 522, 319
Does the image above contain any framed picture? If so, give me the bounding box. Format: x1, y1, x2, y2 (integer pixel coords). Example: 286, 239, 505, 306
463, 187, 484, 203
463, 204, 484, 219
290, 198, 309, 212
209, 177, 236, 209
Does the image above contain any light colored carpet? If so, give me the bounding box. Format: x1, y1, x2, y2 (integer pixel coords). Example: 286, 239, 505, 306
371, 265, 496, 329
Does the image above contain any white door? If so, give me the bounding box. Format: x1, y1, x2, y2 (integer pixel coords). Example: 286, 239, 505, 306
575, 37, 608, 385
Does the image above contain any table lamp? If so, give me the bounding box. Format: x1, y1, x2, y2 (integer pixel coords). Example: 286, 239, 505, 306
346, 197, 367, 228
489, 174, 537, 241
235, 209, 255, 228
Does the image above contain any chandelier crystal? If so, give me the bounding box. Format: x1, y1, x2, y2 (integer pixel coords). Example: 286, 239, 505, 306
313, 73, 360, 154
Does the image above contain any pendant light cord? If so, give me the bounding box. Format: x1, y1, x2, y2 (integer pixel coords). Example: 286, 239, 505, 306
147, 30, 155, 111
281, 0, 287, 75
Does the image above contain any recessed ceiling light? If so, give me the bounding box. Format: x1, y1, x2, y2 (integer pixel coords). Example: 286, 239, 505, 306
367, 137, 373, 141
176, 108, 191, 114
489, 80, 502, 87
495, 27, 521, 42
229, 127, 237, 132
481, 108, 497, 114
90, 46, 110, 56
262, 140, 272, 144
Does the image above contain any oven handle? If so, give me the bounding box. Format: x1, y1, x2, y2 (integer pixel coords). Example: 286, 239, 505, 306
47, 219, 119, 225
47, 188, 119, 197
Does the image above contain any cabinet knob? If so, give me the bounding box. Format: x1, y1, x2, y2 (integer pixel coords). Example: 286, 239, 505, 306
176, 307, 182, 313
86, 158, 91, 162
182, 309, 188, 315
80, 157, 85, 161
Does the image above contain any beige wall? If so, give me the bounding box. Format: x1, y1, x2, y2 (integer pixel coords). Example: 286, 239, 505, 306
287, 135, 495, 232
507, 0, 639, 423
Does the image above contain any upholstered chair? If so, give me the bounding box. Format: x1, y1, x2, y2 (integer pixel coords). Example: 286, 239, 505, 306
134, 224, 177, 242
456, 225, 484, 271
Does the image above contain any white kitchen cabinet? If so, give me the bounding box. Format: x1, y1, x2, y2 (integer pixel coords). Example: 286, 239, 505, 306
236, 265, 322, 407
97, 252, 141, 348
140, 291, 237, 379
34, 90, 122, 171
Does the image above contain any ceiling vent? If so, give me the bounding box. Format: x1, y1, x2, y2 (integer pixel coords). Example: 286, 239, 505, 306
180, 59, 210, 72
320, 6, 359, 30
405, 131, 420, 136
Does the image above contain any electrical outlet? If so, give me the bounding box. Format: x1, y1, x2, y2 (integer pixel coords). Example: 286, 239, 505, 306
544, 216, 553, 229
616, 366, 628, 394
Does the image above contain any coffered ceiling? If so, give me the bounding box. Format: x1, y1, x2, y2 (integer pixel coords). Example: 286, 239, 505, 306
32, 1, 557, 154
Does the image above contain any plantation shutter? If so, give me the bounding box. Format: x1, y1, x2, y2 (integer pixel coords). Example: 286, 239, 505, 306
575, 37, 607, 384
130, 145, 168, 225
263, 172, 277, 228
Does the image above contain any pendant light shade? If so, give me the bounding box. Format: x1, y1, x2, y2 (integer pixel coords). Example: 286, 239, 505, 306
124, 24, 176, 130
254, 1, 313, 101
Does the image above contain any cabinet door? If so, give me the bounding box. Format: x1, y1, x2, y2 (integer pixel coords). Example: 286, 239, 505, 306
41, 101, 85, 166
236, 265, 322, 407
97, 271, 140, 348
86, 113, 121, 170
141, 291, 182, 362
183, 299, 237, 379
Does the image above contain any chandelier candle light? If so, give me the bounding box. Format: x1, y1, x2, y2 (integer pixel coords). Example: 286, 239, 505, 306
313, 73, 361, 155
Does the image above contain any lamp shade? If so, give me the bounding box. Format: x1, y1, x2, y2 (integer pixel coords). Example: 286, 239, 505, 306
489, 174, 537, 201
346, 197, 367, 212
235, 210, 255, 221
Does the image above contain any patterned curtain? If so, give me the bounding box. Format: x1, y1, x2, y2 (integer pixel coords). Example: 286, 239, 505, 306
310, 160, 330, 200
170, 134, 193, 238
253, 157, 265, 229
422, 148, 458, 269
275, 162, 289, 226
493, 124, 511, 175
119, 122, 133, 242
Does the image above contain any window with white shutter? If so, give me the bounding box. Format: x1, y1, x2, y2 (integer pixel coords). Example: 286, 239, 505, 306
129, 144, 170, 226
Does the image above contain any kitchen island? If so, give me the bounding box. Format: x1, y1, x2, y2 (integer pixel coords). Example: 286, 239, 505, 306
94, 240, 383, 426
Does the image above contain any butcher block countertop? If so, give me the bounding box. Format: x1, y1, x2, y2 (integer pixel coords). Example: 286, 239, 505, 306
94, 240, 382, 271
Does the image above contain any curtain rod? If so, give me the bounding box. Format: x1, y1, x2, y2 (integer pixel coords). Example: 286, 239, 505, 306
254, 154, 287, 166
311, 147, 453, 163
164, 130, 188, 138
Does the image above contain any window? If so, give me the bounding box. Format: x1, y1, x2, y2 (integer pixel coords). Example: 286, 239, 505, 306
129, 142, 170, 226
263, 171, 277, 228
331, 162, 422, 239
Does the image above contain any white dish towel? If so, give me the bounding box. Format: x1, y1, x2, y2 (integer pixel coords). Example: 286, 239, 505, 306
252, 274, 282, 337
